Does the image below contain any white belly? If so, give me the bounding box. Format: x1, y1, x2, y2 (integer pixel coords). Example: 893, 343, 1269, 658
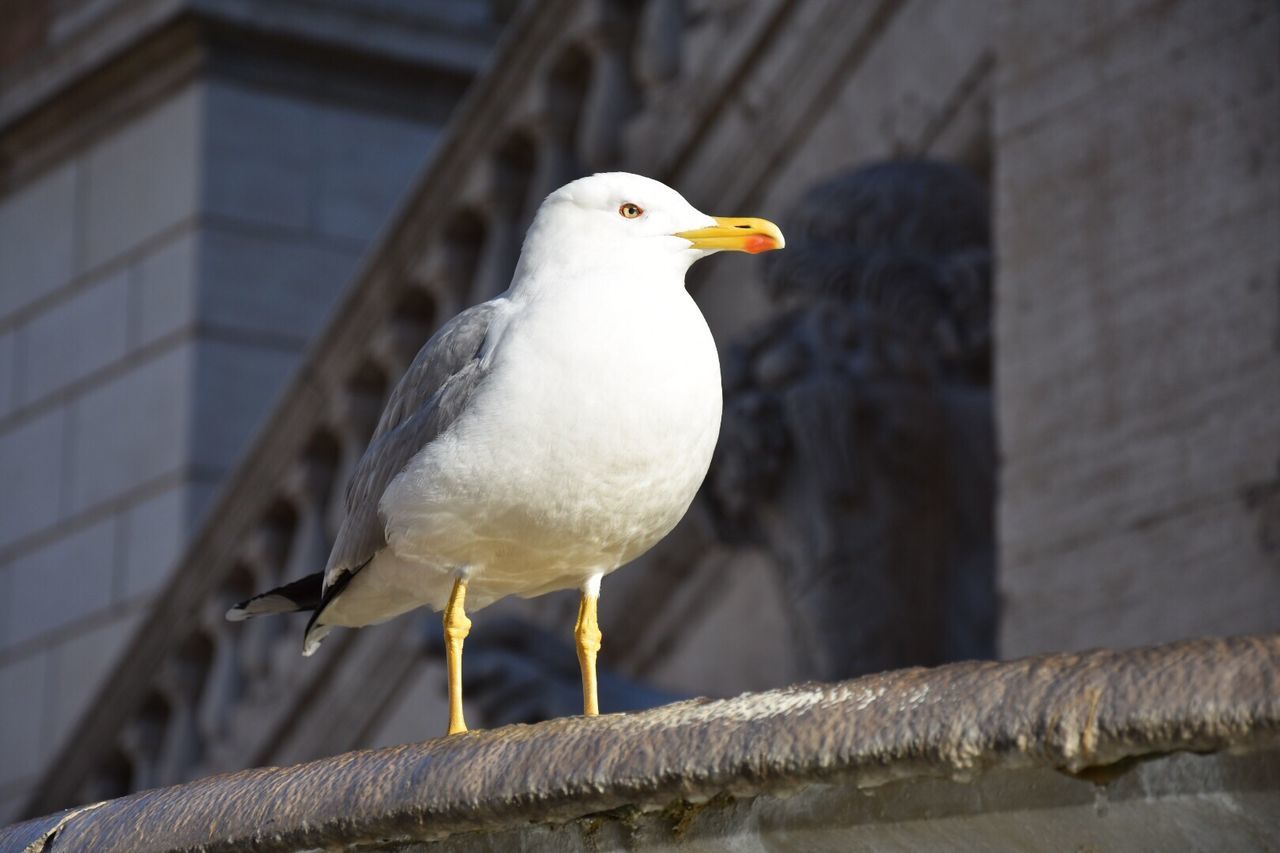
374, 284, 722, 612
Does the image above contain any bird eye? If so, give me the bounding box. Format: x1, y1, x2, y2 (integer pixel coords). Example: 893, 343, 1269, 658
619, 202, 644, 219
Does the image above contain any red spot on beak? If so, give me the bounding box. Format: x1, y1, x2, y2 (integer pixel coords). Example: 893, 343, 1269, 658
744, 235, 778, 254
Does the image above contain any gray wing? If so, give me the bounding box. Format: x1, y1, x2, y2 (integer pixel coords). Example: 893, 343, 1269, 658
323, 299, 506, 592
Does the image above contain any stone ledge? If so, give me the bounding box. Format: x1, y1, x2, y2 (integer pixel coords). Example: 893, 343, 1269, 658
0, 0, 495, 131
4, 634, 1278, 851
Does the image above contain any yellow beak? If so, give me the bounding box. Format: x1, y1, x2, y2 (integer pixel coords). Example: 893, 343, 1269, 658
675, 216, 786, 254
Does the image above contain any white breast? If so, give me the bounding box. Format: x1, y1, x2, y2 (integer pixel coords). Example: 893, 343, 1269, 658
379, 279, 722, 606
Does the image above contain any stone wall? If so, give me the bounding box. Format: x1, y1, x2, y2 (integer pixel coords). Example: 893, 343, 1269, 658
994, 0, 1280, 655
0, 1, 494, 820
6, 0, 1278, 828
0, 84, 206, 818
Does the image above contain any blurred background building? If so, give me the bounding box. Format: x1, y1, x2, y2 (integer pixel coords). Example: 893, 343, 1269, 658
0, 0, 1276, 824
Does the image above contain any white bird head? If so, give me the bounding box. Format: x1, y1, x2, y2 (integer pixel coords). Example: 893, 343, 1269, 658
515, 172, 785, 283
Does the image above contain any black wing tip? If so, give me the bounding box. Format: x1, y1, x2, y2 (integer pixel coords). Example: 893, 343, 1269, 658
224, 572, 326, 622
224, 594, 299, 622
301, 562, 365, 655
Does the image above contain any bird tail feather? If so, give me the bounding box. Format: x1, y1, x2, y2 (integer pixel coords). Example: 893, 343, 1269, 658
300, 563, 363, 656
225, 571, 324, 622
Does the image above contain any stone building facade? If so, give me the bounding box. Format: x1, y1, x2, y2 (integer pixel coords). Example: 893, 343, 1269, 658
0, 0, 500, 819
1, 0, 1276, 832
994, 1, 1280, 654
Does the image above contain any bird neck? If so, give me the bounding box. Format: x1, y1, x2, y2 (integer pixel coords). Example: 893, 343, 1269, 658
511, 256, 691, 302
507, 220, 695, 300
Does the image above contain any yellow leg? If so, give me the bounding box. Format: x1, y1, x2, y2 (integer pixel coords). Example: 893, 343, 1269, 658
574, 591, 602, 716
444, 578, 471, 735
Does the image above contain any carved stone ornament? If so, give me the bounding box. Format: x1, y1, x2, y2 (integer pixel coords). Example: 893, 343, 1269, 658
709, 161, 996, 680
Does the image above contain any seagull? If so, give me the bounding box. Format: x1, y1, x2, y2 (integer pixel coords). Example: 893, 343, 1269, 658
227, 172, 784, 735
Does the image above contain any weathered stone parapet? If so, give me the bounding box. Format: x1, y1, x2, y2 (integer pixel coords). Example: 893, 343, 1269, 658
5, 634, 1278, 851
